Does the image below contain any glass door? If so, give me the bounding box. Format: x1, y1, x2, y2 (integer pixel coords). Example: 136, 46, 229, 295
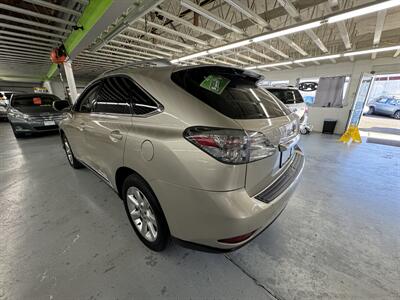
346, 73, 374, 129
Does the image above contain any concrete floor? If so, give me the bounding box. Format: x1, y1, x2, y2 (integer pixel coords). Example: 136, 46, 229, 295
1, 122, 399, 300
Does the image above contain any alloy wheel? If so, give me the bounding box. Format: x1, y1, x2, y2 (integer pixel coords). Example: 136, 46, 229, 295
126, 186, 158, 242
63, 137, 74, 164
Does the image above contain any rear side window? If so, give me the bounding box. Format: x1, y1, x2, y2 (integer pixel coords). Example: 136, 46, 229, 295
94, 77, 131, 114
267, 89, 304, 104
171, 66, 290, 119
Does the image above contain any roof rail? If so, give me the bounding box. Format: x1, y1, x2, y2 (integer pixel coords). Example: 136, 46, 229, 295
101, 59, 172, 76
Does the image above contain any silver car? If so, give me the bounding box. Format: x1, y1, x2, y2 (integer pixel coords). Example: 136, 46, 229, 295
367, 97, 400, 119
55, 65, 305, 252
7, 93, 66, 138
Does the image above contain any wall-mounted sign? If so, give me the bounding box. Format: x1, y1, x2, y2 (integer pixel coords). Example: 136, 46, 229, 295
34, 87, 48, 93
298, 82, 318, 91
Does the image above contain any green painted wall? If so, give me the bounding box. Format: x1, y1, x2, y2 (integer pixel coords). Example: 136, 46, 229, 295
45, 0, 113, 79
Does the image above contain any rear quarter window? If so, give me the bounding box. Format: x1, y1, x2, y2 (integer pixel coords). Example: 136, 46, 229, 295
171, 66, 290, 119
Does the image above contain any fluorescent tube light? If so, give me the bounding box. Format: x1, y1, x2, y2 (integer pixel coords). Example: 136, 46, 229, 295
327, 0, 400, 24
171, 51, 208, 63
252, 21, 321, 43
343, 45, 400, 56
245, 61, 293, 70
294, 54, 340, 63
208, 40, 252, 54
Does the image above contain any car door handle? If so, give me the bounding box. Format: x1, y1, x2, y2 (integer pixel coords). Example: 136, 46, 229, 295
78, 122, 86, 131
109, 130, 123, 142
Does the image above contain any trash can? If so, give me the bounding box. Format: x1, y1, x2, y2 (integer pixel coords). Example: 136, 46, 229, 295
322, 119, 337, 134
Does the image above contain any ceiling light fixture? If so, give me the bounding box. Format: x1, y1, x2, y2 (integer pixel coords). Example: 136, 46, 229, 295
170, 0, 400, 64
245, 45, 400, 70
327, 0, 400, 24
343, 45, 400, 56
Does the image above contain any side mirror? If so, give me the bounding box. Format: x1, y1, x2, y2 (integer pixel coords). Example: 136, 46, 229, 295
53, 99, 71, 112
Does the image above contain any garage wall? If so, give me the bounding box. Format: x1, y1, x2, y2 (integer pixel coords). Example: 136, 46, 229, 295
259, 57, 400, 134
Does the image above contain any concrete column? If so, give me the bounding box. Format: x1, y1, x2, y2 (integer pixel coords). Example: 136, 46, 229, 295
63, 60, 78, 103
43, 80, 53, 94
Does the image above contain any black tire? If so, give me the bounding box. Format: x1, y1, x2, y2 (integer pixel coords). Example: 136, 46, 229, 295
367, 106, 375, 115
394, 110, 400, 119
62, 134, 83, 169
122, 174, 170, 251
10, 123, 24, 138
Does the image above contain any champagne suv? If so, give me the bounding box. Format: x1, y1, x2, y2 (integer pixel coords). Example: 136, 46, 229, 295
55, 65, 304, 252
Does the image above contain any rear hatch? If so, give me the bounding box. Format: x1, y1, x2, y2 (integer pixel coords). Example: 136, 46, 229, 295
11, 94, 63, 117
172, 66, 300, 196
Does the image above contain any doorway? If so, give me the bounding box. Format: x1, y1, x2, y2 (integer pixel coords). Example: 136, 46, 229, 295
354, 73, 400, 147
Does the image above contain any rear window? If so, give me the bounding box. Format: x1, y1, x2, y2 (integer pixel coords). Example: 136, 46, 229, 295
11, 94, 61, 113
171, 66, 290, 119
267, 88, 304, 104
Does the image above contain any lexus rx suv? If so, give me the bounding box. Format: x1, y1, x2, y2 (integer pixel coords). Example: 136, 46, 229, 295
56, 65, 305, 252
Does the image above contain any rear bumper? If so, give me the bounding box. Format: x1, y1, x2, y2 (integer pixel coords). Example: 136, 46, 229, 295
152, 146, 305, 250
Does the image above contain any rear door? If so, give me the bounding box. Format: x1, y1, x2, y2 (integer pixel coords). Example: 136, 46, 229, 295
83, 76, 133, 183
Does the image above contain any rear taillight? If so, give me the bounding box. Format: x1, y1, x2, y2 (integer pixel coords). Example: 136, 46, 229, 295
183, 127, 276, 165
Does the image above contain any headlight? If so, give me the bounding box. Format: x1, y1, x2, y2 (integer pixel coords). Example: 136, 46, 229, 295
9, 109, 29, 120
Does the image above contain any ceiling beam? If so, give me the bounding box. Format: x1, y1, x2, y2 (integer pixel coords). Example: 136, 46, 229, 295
108, 40, 173, 57
371, 10, 387, 59
0, 39, 52, 51
0, 35, 55, 48
137, 19, 208, 46
0, 3, 75, 26
117, 34, 183, 53
327, 2, 352, 61
224, 0, 308, 56
0, 30, 58, 44
23, 0, 82, 16
0, 14, 71, 33
181, 0, 244, 34
126, 27, 195, 50
0, 23, 65, 39
276, 0, 328, 53
153, 8, 224, 40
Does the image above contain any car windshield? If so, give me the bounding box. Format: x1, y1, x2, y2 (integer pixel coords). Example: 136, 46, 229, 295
266, 88, 304, 104
11, 95, 61, 113
171, 66, 290, 119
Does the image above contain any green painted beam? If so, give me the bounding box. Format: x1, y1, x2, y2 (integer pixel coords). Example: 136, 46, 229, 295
45, 0, 113, 80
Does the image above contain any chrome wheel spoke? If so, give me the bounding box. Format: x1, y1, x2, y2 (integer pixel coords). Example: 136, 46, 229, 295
127, 194, 139, 207
147, 212, 156, 224
130, 209, 140, 219
147, 221, 157, 239
140, 220, 148, 235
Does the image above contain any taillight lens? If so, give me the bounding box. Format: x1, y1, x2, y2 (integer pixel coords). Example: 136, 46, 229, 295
183, 127, 276, 165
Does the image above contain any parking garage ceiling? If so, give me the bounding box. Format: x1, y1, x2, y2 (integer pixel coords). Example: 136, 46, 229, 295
0, 0, 400, 81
